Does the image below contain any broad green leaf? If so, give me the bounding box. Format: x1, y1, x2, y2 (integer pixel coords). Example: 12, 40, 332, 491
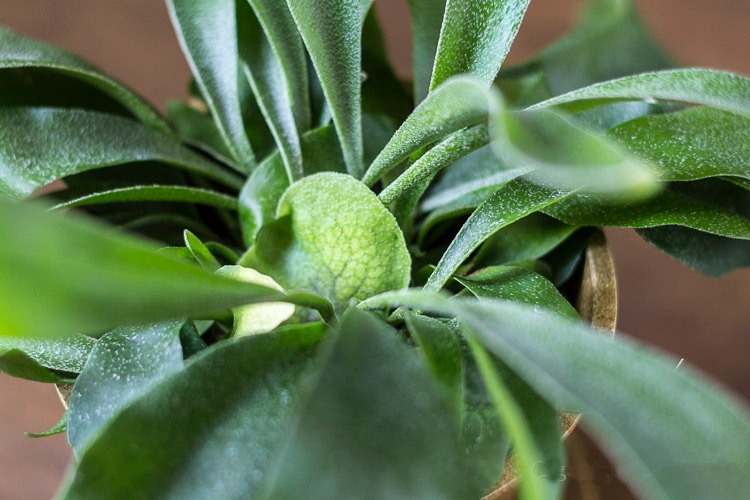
266, 309, 475, 499
0, 27, 169, 133
467, 337, 558, 500
531, 69, 750, 117
404, 312, 464, 415
426, 179, 574, 291
216, 266, 296, 338
238, 125, 346, 246
363, 76, 492, 186
68, 320, 185, 454
430, 0, 530, 91
166, 101, 236, 166
636, 179, 750, 276
237, 2, 303, 182
0, 201, 332, 337
0, 107, 243, 201
543, 188, 750, 239
406, 0, 447, 104
167, 0, 256, 171
610, 107, 750, 182
527, 0, 670, 95
245, 173, 411, 311
360, 292, 750, 500
179, 321, 208, 359
49, 185, 238, 211
26, 411, 68, 439
286, 0, 364, 177
61, 325, 326, 499
379, 125, 489, 206
472, 214, 577, 269
246, 0, 311, 132
639, 225, 750, 277
0, 335, 96, 383
456, 266, 578, 319
183, 230, 221, 271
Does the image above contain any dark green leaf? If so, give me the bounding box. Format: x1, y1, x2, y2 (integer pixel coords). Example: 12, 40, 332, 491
0, 107, 243, 201
61, 324, 326, 499
26, 411, 68, 439
179, 321, 208, 358
406, 0, 447, 104
430, 0, 530, 91
68, 320, 185, 454
0, 201, 332, 337
0, 27, 169, 132
237, 2, 303, 182
167, 101, 236, 165
360, 292, 750, 500
610, 107, 750, 182
49, 185, 238, 211
265, 309, 474, 499
286, 0, 364, 177
426, 179, 573, 291
456, 266, 578, 319
167, 0, 256, 171
245, 173, 411, 311
0, 335, 96, 382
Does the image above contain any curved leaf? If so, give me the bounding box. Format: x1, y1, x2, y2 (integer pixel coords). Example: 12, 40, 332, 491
167, 0, 256, 171
68, 320, 185, 454
61, 325, 326, 499
531, 68, 750, 116
544, 188, 750, 239
238, 3, 303, 182
286, 0, 364, 177
610, 107, 750, 182
0, 201, 332, 338
246, 0, 311, 132
26, 411, 68, 439
430, 0, 530, 91
50, 185, 238, 211
0, 108, 243, 201
456, 266, 578, 319
406, 0, 447, 104
0, 335, 96, 382
0, 27, 168, 132
245, 173, 411, 311
426, 179, 574, 291
360, 292, 750, 500
379, 125, 489, 206
183, 230, 221, 271
167, 101, 237, 166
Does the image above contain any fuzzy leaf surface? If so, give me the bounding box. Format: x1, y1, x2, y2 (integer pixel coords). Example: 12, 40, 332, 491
0, 107, 243, 200
68, 320, 185, 454
167, 0, 256, 170
50, 185, 238, 211
406, 0, 447, 103
0, 335, 96, 382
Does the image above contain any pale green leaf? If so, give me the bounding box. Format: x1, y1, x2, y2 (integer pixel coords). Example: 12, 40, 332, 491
0, 107, 243, 201
183, 230, 221, 271
246, 0, 311, 132
286, 0, 364, 177
0, 201, 332, 337
26, 411, 68, 438
68, 320, 185, 454
238, 3, 303, 182
167, 0, 256, 171
430, 0, 530, 91
0, 27, 169, 132
426, 179, 573, 291
245, 173, 411, 311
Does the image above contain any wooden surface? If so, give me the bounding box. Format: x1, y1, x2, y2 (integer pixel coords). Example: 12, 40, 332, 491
1, 0, 749, 498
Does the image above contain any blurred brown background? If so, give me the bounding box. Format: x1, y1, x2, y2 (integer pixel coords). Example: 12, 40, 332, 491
0, 0, 748, 498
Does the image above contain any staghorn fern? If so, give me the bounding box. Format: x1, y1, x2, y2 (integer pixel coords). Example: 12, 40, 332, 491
1, 0, 750, 498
